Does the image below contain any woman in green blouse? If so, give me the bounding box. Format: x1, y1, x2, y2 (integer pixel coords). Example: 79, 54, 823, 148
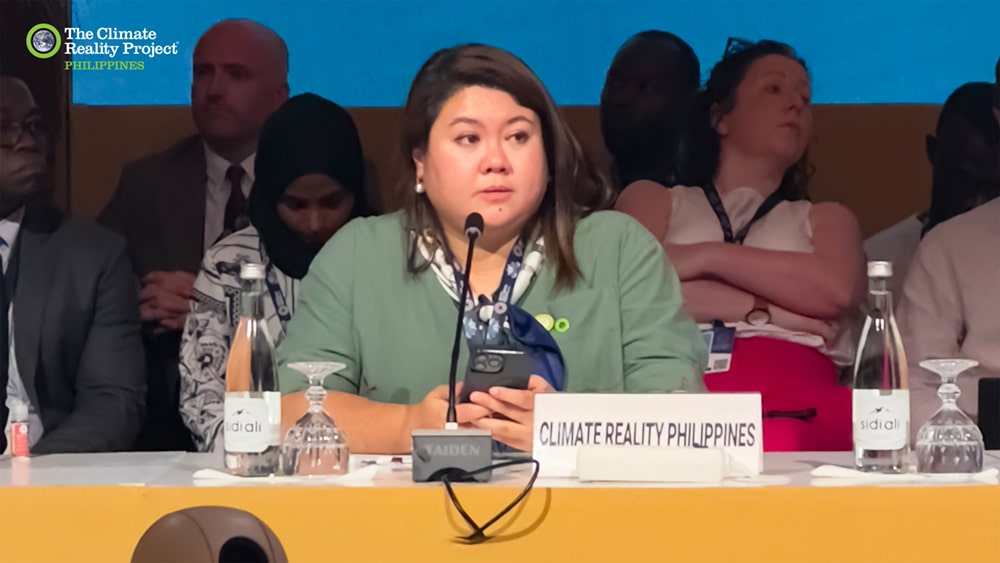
278, 44, 706, 453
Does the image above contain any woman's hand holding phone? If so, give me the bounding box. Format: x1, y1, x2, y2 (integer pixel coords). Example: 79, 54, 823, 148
468, 375, 555, 451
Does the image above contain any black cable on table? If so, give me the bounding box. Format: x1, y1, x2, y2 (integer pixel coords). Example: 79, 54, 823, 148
441, 458, 541, 544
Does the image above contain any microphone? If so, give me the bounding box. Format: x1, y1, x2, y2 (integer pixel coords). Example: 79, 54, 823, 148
412, 212, 493, 483
446, 212, 483, 427
464, 212, 484, 239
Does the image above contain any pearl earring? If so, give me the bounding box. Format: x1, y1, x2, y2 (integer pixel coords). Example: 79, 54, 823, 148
415, 181, 425, 194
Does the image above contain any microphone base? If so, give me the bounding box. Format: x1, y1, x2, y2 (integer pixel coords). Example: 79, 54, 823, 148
412, 429, 493, 483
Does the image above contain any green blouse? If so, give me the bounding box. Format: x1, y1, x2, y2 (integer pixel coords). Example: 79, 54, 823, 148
278, 210, 707, 401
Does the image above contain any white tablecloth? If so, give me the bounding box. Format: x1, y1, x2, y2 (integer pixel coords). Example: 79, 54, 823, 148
1, 450, 997, 489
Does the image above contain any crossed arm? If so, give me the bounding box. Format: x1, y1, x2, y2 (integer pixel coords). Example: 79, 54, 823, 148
615, 181, 866, 332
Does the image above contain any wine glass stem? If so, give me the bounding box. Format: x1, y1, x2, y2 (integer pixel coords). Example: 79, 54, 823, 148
938, 373, 961, 406
305, 379, 327, 413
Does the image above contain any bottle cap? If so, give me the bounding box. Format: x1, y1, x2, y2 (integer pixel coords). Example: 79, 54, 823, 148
11, 401, 28, 422
240, 263, 265, 280
867, 261, 892, 278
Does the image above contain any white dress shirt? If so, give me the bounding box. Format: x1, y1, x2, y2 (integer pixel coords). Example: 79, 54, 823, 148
203, 143, 254, 251
864, 214, 923, 300
0, 207, 45, 450
898, 198, 1000, 437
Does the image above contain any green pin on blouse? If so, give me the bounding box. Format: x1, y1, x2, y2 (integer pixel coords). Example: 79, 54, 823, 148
534, 313, 569, 333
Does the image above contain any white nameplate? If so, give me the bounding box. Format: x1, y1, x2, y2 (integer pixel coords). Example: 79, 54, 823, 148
533, 393, 762, 478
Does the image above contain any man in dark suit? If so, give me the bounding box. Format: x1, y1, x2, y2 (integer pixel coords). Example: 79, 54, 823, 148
1, 74, 145, 453
99, 19, 289, 450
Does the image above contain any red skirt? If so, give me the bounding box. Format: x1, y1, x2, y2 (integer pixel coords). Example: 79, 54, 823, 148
704, 336, 852, 452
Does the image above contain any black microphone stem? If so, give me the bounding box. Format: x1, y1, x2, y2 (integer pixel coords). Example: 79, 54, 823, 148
446, 232, 479, 427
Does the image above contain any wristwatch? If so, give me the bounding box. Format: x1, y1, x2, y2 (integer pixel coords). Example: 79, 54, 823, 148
745, 296, 770, 326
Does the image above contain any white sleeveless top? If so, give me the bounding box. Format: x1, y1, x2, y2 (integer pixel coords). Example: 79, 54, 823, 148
664, 185, 847, 361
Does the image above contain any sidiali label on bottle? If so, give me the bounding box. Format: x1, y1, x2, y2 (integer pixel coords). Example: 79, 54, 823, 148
224, 393, 281, 453
853, 389, 910, 450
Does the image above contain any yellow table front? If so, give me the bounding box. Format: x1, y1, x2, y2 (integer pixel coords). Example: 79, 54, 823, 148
1, 483, 997, 562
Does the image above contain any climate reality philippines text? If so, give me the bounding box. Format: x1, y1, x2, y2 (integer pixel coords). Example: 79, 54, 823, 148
538, 420, 758, 448
63, 27, 178, 70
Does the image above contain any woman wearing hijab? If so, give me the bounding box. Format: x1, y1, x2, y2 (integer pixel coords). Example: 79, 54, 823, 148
179, 93, 369, 452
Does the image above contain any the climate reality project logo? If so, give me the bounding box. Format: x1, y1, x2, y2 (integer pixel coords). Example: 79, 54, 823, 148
25, 22, 179, 71
26, 23, 62, 59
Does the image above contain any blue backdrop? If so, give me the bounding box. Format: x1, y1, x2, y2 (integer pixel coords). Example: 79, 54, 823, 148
70, 0, 999, 106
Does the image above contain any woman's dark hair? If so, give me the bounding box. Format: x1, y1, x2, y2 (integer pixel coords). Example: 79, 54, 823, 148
400, 44, 614, 289
677, 38, 812, 201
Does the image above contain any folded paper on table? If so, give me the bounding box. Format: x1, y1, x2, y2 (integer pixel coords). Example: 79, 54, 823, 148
577, 446, 727, 483
809, 464, 999, 486
353, 455, 412, 467
192, 464, 380, 484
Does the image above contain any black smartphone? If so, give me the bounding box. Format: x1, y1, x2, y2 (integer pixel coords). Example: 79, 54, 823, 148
458, 346, 532, 403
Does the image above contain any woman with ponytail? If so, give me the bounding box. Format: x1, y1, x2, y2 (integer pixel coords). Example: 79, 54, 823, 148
617, 39, 866, 452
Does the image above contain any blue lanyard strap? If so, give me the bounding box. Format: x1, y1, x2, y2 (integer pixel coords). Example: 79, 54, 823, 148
258, 244, 291, 330
423, 232, 564, 393
701, 183, 785, 245
451, 237, 526, 347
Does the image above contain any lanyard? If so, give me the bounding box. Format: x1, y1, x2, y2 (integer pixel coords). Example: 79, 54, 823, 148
449, 237, 526, 347
701, 183, 785, 245
258, 244, 291, 330
419, 232, 543, 348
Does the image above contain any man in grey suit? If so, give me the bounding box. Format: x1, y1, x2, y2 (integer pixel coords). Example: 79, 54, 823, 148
1, 74, 145, 453
100, 19, 289, 450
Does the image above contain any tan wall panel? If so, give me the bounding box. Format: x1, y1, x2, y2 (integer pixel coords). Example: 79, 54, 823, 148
69, 104, 939, 237
809, 105, 938, 236
70, 105, 196, 218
